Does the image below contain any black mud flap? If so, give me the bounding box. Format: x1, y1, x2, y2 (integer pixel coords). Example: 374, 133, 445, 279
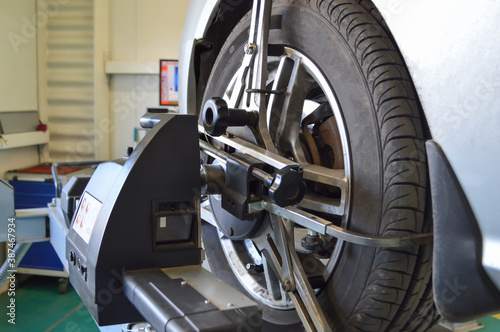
427, 141, 500, 322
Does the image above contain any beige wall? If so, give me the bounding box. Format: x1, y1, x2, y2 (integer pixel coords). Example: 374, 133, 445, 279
0, 0, 38, 112
0, 0, 40, 177
0, 0, 190, 174
108, 0, 189, 158
0, 147, 40, 176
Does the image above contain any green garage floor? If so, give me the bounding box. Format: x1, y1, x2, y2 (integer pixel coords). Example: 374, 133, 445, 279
478, 316, 500, 331
0, 276, 98, 332
0, 275, 499, 332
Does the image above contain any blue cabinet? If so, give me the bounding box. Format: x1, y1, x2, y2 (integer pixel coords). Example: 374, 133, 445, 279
9, 180, 64, 271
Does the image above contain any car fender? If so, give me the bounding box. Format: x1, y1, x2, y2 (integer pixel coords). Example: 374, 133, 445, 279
179, 0, 220, 115
373, 0, 500, 320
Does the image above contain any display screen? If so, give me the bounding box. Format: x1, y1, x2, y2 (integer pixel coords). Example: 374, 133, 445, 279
160, 59, 179, 105
73, 192, 102, 244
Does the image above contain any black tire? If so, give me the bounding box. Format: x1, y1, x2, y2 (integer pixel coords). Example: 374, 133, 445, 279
202, 1, 436, 330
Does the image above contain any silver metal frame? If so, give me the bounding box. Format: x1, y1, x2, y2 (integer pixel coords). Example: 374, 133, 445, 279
201, 139, 432, 248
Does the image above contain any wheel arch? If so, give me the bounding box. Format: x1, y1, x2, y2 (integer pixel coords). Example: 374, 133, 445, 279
179, 0, 251, 115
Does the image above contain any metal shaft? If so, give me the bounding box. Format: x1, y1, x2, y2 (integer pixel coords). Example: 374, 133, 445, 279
200, 140, 274, 187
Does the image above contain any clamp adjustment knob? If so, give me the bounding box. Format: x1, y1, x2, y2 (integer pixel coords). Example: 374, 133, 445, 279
268, 165, 306, 207
202, 97, 259, 136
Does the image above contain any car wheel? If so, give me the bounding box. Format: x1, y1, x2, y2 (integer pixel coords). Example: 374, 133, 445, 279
201, 1, 437, 330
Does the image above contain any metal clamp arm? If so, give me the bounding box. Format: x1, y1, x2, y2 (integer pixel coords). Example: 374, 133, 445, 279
250, 200, 433, 248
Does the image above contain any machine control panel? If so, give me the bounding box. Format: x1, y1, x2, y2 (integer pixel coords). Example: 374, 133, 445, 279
69, 250, 87, 281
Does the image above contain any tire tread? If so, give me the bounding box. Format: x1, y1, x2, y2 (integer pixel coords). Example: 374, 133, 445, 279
312, 0, 437, 330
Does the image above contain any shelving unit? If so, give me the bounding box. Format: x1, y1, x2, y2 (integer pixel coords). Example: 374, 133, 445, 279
0, 131, 49, 150
105, 61, 159, 75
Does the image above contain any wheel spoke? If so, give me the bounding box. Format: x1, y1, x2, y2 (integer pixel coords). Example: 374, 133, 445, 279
251, 231, 289, 305
227, 66, 249, 109
262, 254, 287, 302
250, 0, 276, 153
200, 200, 218, 227
267, 56, 296, 140
267, 54, 313, 163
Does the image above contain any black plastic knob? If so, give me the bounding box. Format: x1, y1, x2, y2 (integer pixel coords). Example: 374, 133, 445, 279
202, 97, 259, 136
268, 166, 306, 207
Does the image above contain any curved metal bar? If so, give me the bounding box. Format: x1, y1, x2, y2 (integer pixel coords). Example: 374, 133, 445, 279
249, 200, 432, 248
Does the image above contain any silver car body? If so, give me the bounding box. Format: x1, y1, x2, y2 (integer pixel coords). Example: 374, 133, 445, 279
179, 0, 500, 305
371, 0, 500, 291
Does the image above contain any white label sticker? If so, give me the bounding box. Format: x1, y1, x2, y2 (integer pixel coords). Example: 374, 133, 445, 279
160, 216, 167, 228
73, 192, 102, 244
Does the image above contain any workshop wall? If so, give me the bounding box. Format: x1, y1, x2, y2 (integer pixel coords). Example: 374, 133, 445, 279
0, 1, 40, 177
107, 0, 190, 158
0, 147, 40, 180
0, 1, 38, 112
0, 0, 190, 172
38, 0, 96, 162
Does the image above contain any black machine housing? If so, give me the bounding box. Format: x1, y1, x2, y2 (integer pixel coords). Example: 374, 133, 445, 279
66, 114, 201, 325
